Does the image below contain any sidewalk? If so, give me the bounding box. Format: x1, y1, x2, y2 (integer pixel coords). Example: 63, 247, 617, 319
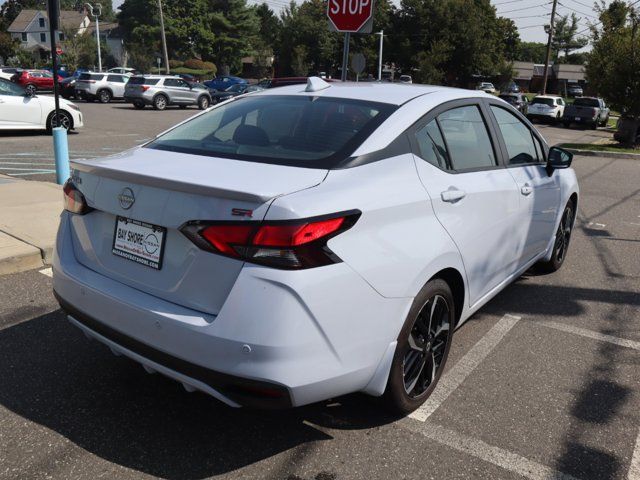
0, 174, 62, 275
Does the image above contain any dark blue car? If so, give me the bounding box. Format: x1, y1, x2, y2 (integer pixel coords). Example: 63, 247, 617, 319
203, 75, 246, 91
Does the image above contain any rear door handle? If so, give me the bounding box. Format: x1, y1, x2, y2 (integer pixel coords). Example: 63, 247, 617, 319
441, 189, 466, 203
521, 183, 533, 196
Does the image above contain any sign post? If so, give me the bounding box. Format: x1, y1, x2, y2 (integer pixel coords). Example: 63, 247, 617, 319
327, 0, 375, 81
47, 0, 70, 185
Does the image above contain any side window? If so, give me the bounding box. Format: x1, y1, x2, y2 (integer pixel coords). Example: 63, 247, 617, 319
491, 106, 540, 165
40, 33, 46, 42
413, 119, 451, 170
164, 79, 178, 87
437, 105, 496, 171
21, 33, 27, 42
176, 80, 189, 88
107, 75, 123, 83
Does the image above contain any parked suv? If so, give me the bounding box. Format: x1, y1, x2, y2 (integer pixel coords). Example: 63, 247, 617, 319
11, 69, 62, 95
75, 72, 130, 103
124, 75, 212, 110
527, 95, 566, 123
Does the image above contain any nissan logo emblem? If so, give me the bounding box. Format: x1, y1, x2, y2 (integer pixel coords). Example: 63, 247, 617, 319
118, 188, 135, 210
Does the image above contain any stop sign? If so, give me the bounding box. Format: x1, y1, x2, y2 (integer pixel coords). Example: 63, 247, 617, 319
327, 0, 373, 32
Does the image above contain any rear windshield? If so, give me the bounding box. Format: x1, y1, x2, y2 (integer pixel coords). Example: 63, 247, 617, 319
128, 77, 160, 85
531, 98, 554, 106
573, 98, 600, 107
79, 73, 105, 81
146, 95, 396, 168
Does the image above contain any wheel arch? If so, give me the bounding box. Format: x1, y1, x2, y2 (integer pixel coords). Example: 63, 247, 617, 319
430, 267, 465, 328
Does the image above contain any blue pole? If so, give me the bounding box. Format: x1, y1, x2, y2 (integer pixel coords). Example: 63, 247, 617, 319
53, 126, 70, 184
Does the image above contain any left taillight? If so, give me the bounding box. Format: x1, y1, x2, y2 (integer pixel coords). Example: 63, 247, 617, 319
180, 210, 361, 270
63, 180, 92, 215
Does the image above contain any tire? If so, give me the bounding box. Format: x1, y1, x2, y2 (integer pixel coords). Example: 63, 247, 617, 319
601, 115, 609, 127
153, 94, 168, 110
384, 278, 455, 415
536, 201, 575, 273
563, 121, 571, 128
25, 84, 36, 96
198, 95, 210, 110
46, 110, 72, 133
133, 100, 145, 109
98, 89, 112, 103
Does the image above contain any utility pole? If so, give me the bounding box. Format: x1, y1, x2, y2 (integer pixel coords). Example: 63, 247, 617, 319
158, 0, 170, 74
376, 30, 384, 81
542, 0, 558, 95
85, 3, 102, 71
340, 32, 350, 81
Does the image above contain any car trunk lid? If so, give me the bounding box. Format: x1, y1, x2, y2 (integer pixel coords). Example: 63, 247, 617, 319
68, 148, 327, 315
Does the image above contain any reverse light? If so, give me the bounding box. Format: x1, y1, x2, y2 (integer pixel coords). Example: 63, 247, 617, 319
63, 180, 92, 215
181, 211, 360, 269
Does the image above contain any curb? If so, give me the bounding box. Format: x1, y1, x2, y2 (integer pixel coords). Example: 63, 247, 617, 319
0, 232, 43, 276
566, 148, 640, 160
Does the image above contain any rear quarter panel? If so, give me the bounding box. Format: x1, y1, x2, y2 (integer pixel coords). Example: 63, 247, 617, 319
265, 154, 467, 300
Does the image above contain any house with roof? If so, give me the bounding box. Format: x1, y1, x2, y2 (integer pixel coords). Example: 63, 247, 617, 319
7, 9, 90, 61
512, 61, 587, 94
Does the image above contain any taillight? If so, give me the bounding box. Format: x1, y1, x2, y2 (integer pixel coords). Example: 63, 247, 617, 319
181, 211, 360, 269
63, 180, 92, 215
141, 86, 150, 92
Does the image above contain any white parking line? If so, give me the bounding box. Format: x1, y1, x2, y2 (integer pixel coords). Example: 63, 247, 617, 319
9, 171, 55, 176
409, 314, 521, 422
406, 422, 580, 480
39, 268, 53, 277
540, 321, 640, 351
630, 428, 640, 480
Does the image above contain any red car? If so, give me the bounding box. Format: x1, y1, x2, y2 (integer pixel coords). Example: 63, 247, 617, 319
12, 70, 62, 95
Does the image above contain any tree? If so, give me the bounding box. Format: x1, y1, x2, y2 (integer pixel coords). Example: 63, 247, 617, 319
0, 32, 18, 63
392, 0, 516, 87
59, 27, 96, 71
276, 0, 339, 76
515, 41, 547, 63
586, 1, 640, 146
552, 13, 588, 61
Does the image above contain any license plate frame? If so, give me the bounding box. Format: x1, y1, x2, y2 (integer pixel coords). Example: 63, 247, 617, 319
112, 216, 167, 270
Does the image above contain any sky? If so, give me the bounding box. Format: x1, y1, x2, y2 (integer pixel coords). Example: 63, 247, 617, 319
8, 0, 610, 44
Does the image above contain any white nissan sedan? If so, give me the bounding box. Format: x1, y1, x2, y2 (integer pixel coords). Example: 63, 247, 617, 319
53, 78, 578, 414
0, 78, 83, 132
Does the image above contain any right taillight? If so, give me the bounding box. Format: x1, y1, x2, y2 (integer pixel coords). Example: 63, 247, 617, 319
141, 86, 150, 92
63, 180, 92, 215
181, 211, 360, 269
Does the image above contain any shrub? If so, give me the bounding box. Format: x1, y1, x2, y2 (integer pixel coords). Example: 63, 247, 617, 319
169, 59, 183, 68
184, 58, 206, 70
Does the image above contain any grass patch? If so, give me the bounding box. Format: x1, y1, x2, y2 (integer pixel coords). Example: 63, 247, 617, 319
560, 142, 640, 154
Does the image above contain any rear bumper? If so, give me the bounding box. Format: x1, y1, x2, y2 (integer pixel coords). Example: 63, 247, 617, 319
562, 115, 597, 124
53, 212, 408, 408
527, 112, 557, 120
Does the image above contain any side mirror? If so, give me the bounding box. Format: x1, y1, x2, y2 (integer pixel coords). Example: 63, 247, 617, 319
546, 146, 573, 175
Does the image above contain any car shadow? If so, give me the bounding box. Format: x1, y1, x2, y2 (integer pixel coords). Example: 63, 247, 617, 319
0, 309, 398, 479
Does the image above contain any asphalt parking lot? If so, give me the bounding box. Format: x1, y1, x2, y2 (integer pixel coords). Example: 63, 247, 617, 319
0, 98, 614, 184
0, 108, 638, 479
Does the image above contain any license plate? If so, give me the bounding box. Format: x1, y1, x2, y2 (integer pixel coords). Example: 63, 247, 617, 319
112, 216, 166, 270
575, 117, 581, 121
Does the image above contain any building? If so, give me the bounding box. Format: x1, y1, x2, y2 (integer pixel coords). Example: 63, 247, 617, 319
86, 21, 127, 67
512, 61, 587, 94
7, 9, 90, 61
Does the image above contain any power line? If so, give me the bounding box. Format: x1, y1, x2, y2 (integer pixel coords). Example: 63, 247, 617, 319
563, 0, 596, 11
557, 1, 599, 19
494, 0, 537, 5
509, 13, 551, 18
518, 24, 546, 29
499, 3, 552, 13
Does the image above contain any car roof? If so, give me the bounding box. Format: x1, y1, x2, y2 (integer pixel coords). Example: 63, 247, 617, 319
253, 81, 489, 106
533, 95, 561, 99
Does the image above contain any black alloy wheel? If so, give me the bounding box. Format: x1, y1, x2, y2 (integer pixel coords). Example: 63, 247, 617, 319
385, 279, 455, 414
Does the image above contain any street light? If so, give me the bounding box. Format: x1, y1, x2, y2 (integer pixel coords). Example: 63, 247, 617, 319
84, 2, 102, 72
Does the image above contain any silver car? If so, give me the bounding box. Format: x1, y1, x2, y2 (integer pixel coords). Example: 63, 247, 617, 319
75, 72, 130, 103
124, 75, 212, 110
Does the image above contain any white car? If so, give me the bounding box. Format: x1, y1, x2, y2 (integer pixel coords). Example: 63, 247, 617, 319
0, 78, 83, 132
53, 78, 578, 413
0, 67, 21, 81
477, 82, 496, 94
107, 67, 136, 76
527, 95, 566, 123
